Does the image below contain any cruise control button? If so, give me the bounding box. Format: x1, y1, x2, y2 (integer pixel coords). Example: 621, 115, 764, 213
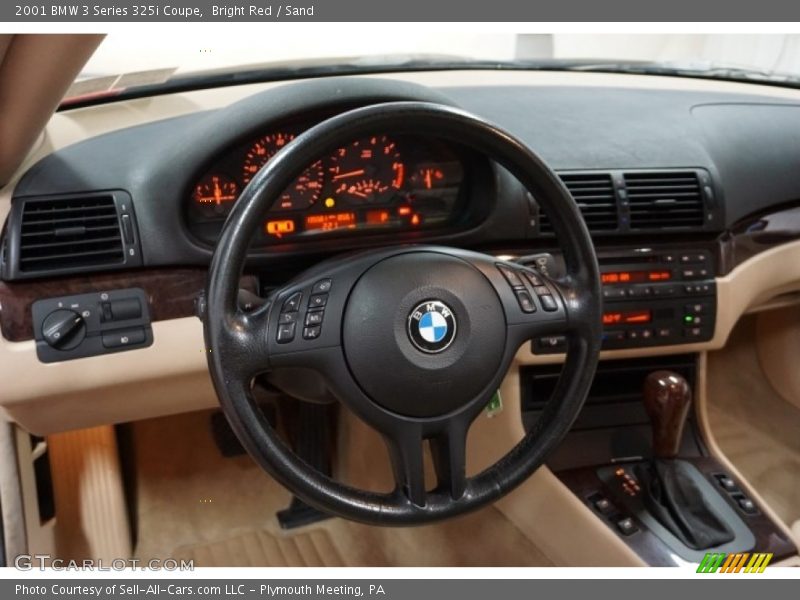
312, 279, 332, 294
308, 294, 328, 309
539, 295, 558, 311
102, 328, 145, 348
305, 310, 324, 325
279, 312, 297, 324
303, 325, 321, 340
277, 322, 296, 343
515, 290, 536, 313
497, 264, 524, 288
282, 292, 302, 313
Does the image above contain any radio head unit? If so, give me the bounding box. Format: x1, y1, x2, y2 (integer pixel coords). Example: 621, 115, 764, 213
530, 248, 716, 354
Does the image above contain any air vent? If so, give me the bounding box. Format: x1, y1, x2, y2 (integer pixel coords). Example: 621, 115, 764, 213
625, 171, 705, 229
18, 194, 124, 273
541, 173, 618, 233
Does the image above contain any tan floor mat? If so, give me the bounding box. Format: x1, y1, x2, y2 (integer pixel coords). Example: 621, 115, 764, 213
707, 316, 800, 526
174, 529, 346, 567
130, 409, 552, 567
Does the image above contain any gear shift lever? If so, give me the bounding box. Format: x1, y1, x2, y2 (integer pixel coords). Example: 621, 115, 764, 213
643, 370, 692, 458
635, 370, 734, 550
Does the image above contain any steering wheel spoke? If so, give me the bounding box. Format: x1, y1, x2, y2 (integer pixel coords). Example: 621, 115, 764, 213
429, 422, 468, 500
215, 303, 272, 381
383, 420, 470, 507
384, 425, 427, 507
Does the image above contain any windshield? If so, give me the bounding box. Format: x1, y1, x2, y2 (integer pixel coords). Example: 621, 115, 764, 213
69, 33, 800, 103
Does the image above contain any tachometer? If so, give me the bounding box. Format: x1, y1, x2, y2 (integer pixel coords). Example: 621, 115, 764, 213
242, 133, 324, 210
328, 135, 404, 204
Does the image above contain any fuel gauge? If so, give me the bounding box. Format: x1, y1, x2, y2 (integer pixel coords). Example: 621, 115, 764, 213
409, 161, 462, 191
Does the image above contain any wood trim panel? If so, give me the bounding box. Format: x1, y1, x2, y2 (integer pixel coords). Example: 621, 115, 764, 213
0, 268, 256, 342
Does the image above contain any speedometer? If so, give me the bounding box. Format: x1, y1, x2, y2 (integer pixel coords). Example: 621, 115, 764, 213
328, 135, 405, 204
242, 133, 325, 210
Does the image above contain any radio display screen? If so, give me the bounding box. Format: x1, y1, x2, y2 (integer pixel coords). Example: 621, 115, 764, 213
602, 310, 652, 325
601, 270, 672, 284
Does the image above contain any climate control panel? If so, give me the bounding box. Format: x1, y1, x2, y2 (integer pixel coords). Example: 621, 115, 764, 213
32, 288, 152, 363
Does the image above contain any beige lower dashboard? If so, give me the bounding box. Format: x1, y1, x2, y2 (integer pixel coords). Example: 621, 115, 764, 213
0, 237, 799, 435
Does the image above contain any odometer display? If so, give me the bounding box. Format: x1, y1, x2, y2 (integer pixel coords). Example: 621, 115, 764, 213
304, 212, 357, 232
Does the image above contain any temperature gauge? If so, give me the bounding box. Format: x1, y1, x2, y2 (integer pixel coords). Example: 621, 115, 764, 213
193, 173, 238, 217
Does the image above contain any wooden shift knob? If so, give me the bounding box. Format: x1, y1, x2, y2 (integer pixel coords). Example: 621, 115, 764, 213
643, 370, 692, 459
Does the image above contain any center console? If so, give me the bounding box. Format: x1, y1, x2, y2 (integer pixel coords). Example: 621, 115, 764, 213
520, 244, 796, 565
522, 354, 798, 566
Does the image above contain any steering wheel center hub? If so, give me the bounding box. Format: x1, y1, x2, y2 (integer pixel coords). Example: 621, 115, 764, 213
342, 251, 506, 418
407, 300, 457, 353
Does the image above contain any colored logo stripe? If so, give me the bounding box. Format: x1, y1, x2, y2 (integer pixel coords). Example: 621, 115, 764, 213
697, 552, 773, 573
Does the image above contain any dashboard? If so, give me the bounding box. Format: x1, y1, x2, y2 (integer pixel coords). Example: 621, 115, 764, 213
6, 70, 800, 436
187, 130, 466, 245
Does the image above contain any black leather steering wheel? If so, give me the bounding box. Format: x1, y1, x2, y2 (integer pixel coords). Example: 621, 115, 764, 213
204, 102, 602, 525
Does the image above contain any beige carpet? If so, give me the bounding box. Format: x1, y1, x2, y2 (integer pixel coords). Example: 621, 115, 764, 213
174, 529, 346, 567
129, 409, 553, 567
706, 316, 800, 527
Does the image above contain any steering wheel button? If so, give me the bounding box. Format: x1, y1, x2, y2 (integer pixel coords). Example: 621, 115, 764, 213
305, 310, 324, 325
308, 293, 328, 309
540, 295, 558, 311
524, 271, 543, 287
278, 312, 297, 324
303, 325, 321, 340
311, 279, 332, 294
533, 285, 550, 297
282, 292, 302, 313
514, 289, 536, 313
276, 322, 296, 343
496, 264, 524, 288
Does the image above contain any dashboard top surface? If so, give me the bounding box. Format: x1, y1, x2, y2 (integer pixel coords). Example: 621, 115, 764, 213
7, 70, 800, 274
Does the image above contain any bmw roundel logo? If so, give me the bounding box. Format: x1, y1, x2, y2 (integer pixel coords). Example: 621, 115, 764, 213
407, 300, 457, 353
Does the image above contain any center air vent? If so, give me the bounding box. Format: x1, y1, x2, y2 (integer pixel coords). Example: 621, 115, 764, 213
7, 191, 141, 279
625, 171, 705, 229
541, 173, 618, 233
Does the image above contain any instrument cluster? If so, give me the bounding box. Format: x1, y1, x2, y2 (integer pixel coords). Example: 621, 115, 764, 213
187, 127, 467, 246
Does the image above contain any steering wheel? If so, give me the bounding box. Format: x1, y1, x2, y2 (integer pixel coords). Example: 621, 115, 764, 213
204, 102, 602, 525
